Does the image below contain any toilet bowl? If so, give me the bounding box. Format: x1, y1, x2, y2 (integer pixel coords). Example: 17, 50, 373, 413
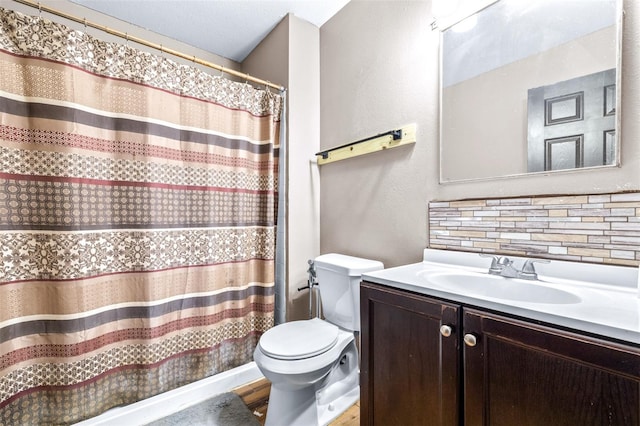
254, 318, 359, 425
253, 254, 383, 426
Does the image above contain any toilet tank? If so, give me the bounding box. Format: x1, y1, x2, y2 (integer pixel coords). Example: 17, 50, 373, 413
314, 253, 384, 332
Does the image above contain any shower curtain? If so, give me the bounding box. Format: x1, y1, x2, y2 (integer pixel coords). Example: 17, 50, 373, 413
0, 7, 281, 425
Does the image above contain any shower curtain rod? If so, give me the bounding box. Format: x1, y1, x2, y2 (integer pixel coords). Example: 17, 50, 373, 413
12, 0, 285, 91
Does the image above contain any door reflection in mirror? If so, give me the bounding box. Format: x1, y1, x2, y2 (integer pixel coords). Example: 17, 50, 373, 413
440, 0, 621, 182
527, 68, 616, 172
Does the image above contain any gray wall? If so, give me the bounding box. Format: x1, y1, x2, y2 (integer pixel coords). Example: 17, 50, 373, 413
245, 15, 322, 321
320, 0, 640, 268
320, 0, 436, 268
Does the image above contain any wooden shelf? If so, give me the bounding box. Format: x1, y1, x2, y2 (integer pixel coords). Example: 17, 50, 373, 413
316, 123, 416, 165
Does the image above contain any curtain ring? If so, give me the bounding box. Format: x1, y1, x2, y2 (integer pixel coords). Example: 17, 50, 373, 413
38, 2, 42, 17
219, 66, 225, 78
125, 32, 129, 46
83, 18, 87, 30
265, 82, 274, 100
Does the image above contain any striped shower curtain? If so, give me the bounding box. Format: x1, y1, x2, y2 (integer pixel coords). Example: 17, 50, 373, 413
0, 7, 281, 425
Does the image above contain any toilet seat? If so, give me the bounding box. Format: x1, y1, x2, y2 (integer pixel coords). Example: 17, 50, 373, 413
259, 318, 339, 360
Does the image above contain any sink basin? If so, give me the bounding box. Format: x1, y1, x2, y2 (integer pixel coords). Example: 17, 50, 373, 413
419, 270, 581, 304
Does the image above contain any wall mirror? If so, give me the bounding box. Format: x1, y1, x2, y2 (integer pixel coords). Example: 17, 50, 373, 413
439, 0, 623, 183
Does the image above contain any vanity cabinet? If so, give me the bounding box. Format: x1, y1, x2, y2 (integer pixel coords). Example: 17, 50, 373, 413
360, 281, 640, 426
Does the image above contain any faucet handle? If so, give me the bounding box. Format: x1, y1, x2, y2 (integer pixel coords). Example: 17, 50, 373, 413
519, 258, 550, 279
479, 254, 509, 274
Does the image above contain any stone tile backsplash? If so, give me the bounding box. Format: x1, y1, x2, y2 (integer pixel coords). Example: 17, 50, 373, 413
429, 192, 640, 266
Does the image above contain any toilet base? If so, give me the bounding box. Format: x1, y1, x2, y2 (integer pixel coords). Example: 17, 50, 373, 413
263, 339, 360, 426
265, 382, 318, 426
265, 376, 359, 426
316, 375, 359, 426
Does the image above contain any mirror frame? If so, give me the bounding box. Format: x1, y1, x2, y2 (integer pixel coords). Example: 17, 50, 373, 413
438, 0, 624, 184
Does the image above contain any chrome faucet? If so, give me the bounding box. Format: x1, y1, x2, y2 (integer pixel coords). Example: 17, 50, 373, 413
480, 254, 550, 280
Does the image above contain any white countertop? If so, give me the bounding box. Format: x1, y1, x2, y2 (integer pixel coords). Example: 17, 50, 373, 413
362, 249, 640, 345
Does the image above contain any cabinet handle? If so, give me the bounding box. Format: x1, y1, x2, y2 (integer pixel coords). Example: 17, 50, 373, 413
440, 325, 453, 337
464, 333, 477, 347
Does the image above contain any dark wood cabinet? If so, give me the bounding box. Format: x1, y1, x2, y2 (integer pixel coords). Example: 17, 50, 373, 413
463, 308, 640, 426
361, 281, 640, 426
360, 281, 461, 426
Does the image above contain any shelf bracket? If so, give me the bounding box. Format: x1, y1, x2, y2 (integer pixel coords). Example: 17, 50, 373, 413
315, 123, 416, 165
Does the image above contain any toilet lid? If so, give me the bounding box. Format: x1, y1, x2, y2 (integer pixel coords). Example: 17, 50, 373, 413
259, 318, 339, 360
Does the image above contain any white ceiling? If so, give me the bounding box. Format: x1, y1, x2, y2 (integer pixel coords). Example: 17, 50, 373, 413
70, 0, 350, 62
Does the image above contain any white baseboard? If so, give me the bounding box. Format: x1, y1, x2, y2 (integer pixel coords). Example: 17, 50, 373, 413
74, 362, 263, 425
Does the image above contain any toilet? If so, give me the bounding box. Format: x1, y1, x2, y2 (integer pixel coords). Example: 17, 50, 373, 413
253, 253, 384, 426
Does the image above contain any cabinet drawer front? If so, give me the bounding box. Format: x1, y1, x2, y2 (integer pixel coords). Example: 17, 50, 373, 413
464, 309, 640, 426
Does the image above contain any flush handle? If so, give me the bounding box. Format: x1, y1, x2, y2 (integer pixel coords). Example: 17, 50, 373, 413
440, 325, 453, 337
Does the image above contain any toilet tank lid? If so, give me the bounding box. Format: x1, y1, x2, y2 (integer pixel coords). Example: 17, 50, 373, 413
314, 253, 384, 276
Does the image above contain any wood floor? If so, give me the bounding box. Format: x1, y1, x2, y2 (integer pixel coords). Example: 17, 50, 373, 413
233, 377, 360, 425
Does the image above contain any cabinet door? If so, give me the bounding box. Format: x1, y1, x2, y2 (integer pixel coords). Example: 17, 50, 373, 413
360, 282, 460, 426
463, 308, 640, 426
